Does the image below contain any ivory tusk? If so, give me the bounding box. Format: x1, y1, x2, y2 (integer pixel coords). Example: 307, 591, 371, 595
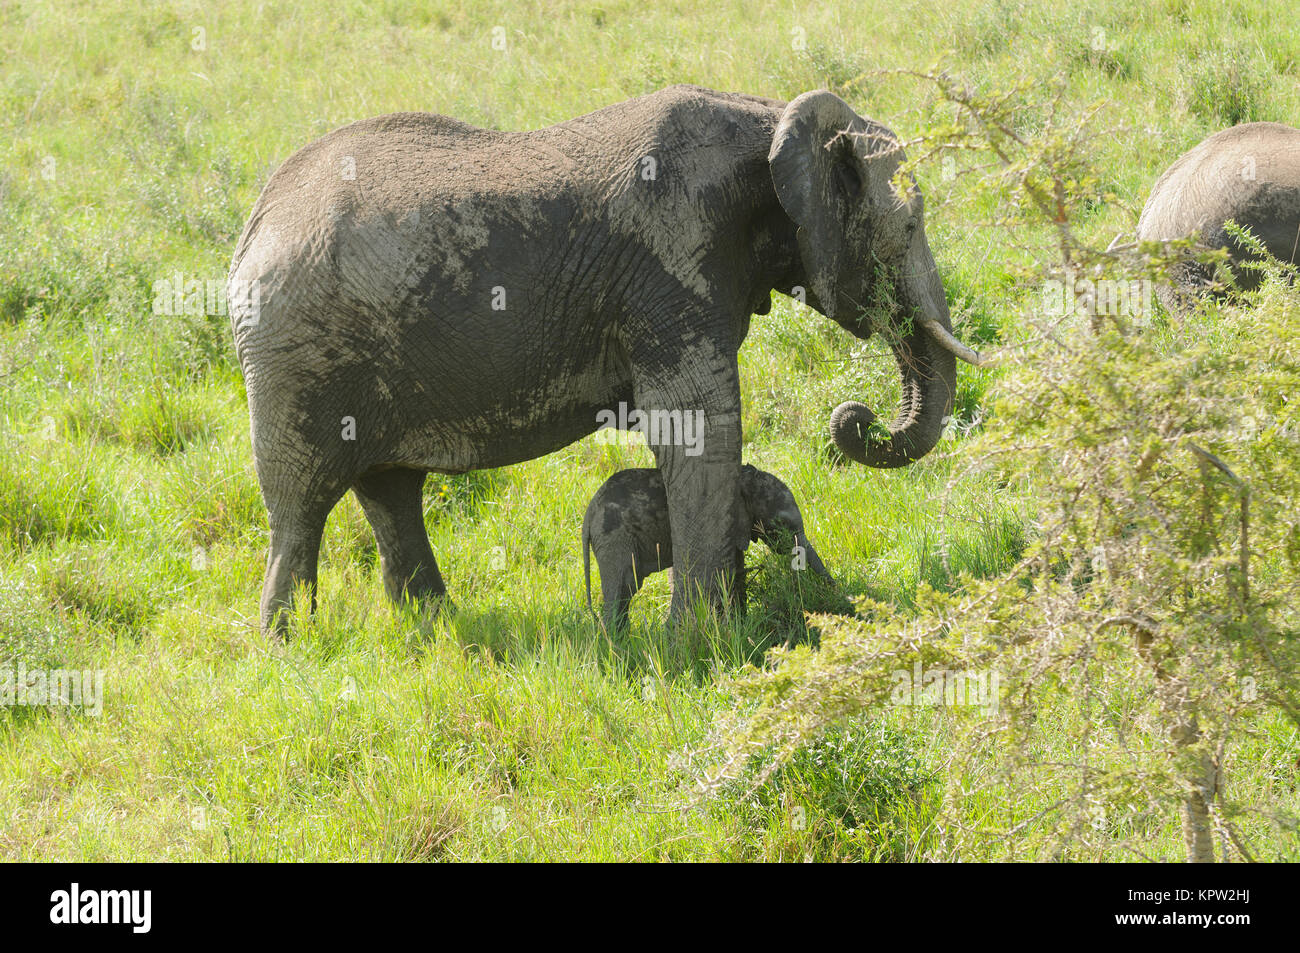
919, 318, 994, 368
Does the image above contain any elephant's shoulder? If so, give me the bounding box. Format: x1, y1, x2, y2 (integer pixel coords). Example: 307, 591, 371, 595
558, 85, 780, 149
647, 85, 782, 135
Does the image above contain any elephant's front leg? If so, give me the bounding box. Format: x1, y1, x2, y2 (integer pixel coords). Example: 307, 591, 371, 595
633, 345, 748, 624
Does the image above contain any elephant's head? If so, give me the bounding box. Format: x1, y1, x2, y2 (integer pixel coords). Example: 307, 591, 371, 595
770, 90, 972, 468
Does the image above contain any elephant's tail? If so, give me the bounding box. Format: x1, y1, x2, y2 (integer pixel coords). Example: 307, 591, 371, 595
582, 512, 597, 624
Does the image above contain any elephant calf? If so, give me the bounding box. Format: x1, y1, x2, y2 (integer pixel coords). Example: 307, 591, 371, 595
1138, 121, 1300, 309
582, 465, 830, 631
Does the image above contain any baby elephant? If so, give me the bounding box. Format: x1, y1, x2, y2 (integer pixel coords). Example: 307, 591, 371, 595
582, 465, 830, 631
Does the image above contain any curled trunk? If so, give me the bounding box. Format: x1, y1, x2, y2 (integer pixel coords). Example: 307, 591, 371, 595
830, 248, 958, 468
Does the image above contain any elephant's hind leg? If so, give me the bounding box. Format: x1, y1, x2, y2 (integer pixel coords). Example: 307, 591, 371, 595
352, 467, 448, 608
260, 485, 347, 639
598, 547, 640, 634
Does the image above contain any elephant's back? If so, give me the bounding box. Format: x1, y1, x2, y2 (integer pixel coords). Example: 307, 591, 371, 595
229, 112, 548, 281
245, 111, 518, 212
1137, 122, 1300, 265
228, 88, 785, 328
591, 468, 669, 512
588, 468, 670, 546
226, 111, 587, 374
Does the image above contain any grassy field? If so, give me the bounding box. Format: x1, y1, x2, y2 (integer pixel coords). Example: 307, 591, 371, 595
1, 0, 1297, 860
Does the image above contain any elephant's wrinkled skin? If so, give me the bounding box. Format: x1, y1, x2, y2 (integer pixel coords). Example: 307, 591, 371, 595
582, 465, 831, 631
1137, 122, 1300, 309
229, 85, 966, 636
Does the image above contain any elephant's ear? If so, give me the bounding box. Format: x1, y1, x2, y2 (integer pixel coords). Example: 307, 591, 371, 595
769, 90, 893, 320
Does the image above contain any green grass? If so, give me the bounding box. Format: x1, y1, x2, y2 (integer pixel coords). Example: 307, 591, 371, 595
1, 0, 1297, 860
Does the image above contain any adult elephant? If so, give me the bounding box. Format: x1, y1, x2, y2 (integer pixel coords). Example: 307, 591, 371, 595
228, 85, 972, 636
1137, 122, 1300, 309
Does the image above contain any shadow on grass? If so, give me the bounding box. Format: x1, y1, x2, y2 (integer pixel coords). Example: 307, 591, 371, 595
378, 565, 858, 685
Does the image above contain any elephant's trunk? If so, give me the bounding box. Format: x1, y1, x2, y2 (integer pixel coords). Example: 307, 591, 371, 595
800, 535, 830, 579
830, 245, 958, 468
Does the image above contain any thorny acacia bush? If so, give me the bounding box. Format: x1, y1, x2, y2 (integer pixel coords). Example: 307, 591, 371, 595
696, 65, 1300, 862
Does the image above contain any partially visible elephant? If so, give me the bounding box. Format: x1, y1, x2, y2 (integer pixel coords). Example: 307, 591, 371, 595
228, 84, 974, 637
582, 465, 831, 632
1137, 122, 1300, 309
